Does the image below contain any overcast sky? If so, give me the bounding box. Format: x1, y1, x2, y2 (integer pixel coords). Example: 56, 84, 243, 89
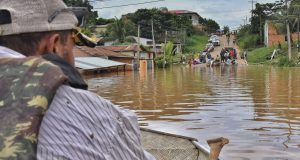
91, 0, 277, 29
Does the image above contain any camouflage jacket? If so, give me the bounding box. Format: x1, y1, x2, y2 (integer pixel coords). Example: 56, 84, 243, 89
0, 57, 67, 160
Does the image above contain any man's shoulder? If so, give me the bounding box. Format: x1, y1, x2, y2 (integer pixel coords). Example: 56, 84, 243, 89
55, 85, 109, 103
51, 84, 138, 122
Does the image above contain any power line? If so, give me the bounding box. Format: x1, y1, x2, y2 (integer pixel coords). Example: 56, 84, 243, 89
93, 0, 165, 9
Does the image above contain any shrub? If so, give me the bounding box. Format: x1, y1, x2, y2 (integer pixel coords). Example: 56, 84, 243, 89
278, 57, 296, 67
154, 55, 169, 68
238, 34, 260, 49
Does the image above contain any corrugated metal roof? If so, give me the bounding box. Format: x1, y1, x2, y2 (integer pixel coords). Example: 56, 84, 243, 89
73, 46, 127, 58
75, 57, 126, 70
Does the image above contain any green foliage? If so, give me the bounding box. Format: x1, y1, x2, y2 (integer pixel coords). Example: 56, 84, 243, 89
172, 53, 184, 63
96, 18, 114, 25
155, 41, 175, 68
184, 35, 208, 53
205, 19, 220, 33
199, 17, 220, 33
81, 28, 92, 36
248, 2, 280, 44
106, 18, 137, 43
237, 24, 251, 39
223, 26, 230, 34
237, 24, 261, 49
278, 57, 297, 67
247, 47, 274, 64
164, 42, 174, 56
63, 0, 98, 26
154, 55, 169, 68
125, 8, 194, 41
238, 34, 260, 49
112, 37, 137, 45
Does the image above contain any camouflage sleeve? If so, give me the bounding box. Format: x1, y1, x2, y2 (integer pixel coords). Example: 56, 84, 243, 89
0, 57, 67, 160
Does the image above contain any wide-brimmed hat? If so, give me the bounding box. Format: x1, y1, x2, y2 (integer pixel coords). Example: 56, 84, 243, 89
0, 0, 97, 47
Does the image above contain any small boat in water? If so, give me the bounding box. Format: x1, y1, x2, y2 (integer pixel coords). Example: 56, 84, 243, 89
140, 128, 228, 160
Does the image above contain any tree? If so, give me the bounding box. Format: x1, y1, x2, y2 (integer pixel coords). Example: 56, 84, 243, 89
95, 18, 114, 25
125, 8, 194, 42
223, 26, 230, 35
63, 0, 98, 26
251, 3, 279, 44
155, 41, 174, 68
106, 18, 137, 43
205, 19, 220, 33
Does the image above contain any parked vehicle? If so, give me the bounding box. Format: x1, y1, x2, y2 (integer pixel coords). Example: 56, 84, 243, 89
212, 38, 220, 46
208, 35, 220, 46
204, 43, 214, 52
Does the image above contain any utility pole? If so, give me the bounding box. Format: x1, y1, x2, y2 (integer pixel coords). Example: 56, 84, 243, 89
259, 14, 263, 44
163, 30, 168, 68
137, 24, 141, 70
151, 19, 157, 58
297, 12, 300, 54
285, 0, 292, 61
248, 0, 257, 20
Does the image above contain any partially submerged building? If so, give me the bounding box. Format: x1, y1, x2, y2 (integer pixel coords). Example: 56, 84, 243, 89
73, 44, 155, 74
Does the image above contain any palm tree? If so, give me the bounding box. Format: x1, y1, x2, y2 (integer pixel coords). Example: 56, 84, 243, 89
106, 18, 137, 43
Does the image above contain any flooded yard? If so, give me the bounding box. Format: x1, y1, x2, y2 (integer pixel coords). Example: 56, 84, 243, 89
86, 65, 300, 160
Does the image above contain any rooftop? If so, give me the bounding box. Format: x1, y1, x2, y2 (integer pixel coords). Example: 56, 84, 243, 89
99, 44, 150, 53
75, 57, 126, 70
168, 10, 200, 17
73, 46, 128, 57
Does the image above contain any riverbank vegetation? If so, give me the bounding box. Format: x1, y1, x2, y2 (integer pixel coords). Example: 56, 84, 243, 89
237, 1, 300, 66
247, 46, 299, 67
184, 35, 209, 54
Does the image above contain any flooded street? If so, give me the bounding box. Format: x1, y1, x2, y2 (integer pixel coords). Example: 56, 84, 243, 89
86, 65, 300, 160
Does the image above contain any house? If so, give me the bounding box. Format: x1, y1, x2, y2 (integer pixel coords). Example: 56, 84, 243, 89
73, 46, 134, 71
99, 44, 154, 60
99, 44, 155, 70
73, 46, 134, 66
168, 10, 200, 26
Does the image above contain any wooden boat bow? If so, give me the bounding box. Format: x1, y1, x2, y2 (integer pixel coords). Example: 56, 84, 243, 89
207, 137, 229, 160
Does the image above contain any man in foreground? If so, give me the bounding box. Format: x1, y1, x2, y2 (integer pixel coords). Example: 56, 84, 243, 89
0, 0, 155, 159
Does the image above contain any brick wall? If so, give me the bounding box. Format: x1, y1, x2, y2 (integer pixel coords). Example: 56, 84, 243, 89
268, 22, 300, 47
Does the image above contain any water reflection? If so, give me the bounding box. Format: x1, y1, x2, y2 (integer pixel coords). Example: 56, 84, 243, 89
86, 65, 300, 160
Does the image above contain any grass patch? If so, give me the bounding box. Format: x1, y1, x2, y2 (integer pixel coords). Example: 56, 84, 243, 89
185, 35, 208, 54
247, 46, 300, 66
247, 47, 274, 64
277, 57, 297, 67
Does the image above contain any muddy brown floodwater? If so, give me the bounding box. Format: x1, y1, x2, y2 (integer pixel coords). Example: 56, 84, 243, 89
85, 65, 300, 160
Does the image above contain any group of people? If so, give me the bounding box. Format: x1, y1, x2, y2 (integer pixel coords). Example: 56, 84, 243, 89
220, 48, 237, 62
188, 51, 212, 65
188, 47, 239, 66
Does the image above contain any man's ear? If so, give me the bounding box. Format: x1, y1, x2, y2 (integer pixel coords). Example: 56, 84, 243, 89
45, 33, 61, 54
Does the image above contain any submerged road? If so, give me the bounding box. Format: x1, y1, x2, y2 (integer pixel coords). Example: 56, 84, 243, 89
210, 35, 247, 65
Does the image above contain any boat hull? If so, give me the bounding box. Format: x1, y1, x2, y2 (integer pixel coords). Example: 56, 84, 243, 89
140, 128, 214, 160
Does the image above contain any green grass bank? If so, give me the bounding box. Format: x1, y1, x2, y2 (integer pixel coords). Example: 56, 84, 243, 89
185, 35, 208, 54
